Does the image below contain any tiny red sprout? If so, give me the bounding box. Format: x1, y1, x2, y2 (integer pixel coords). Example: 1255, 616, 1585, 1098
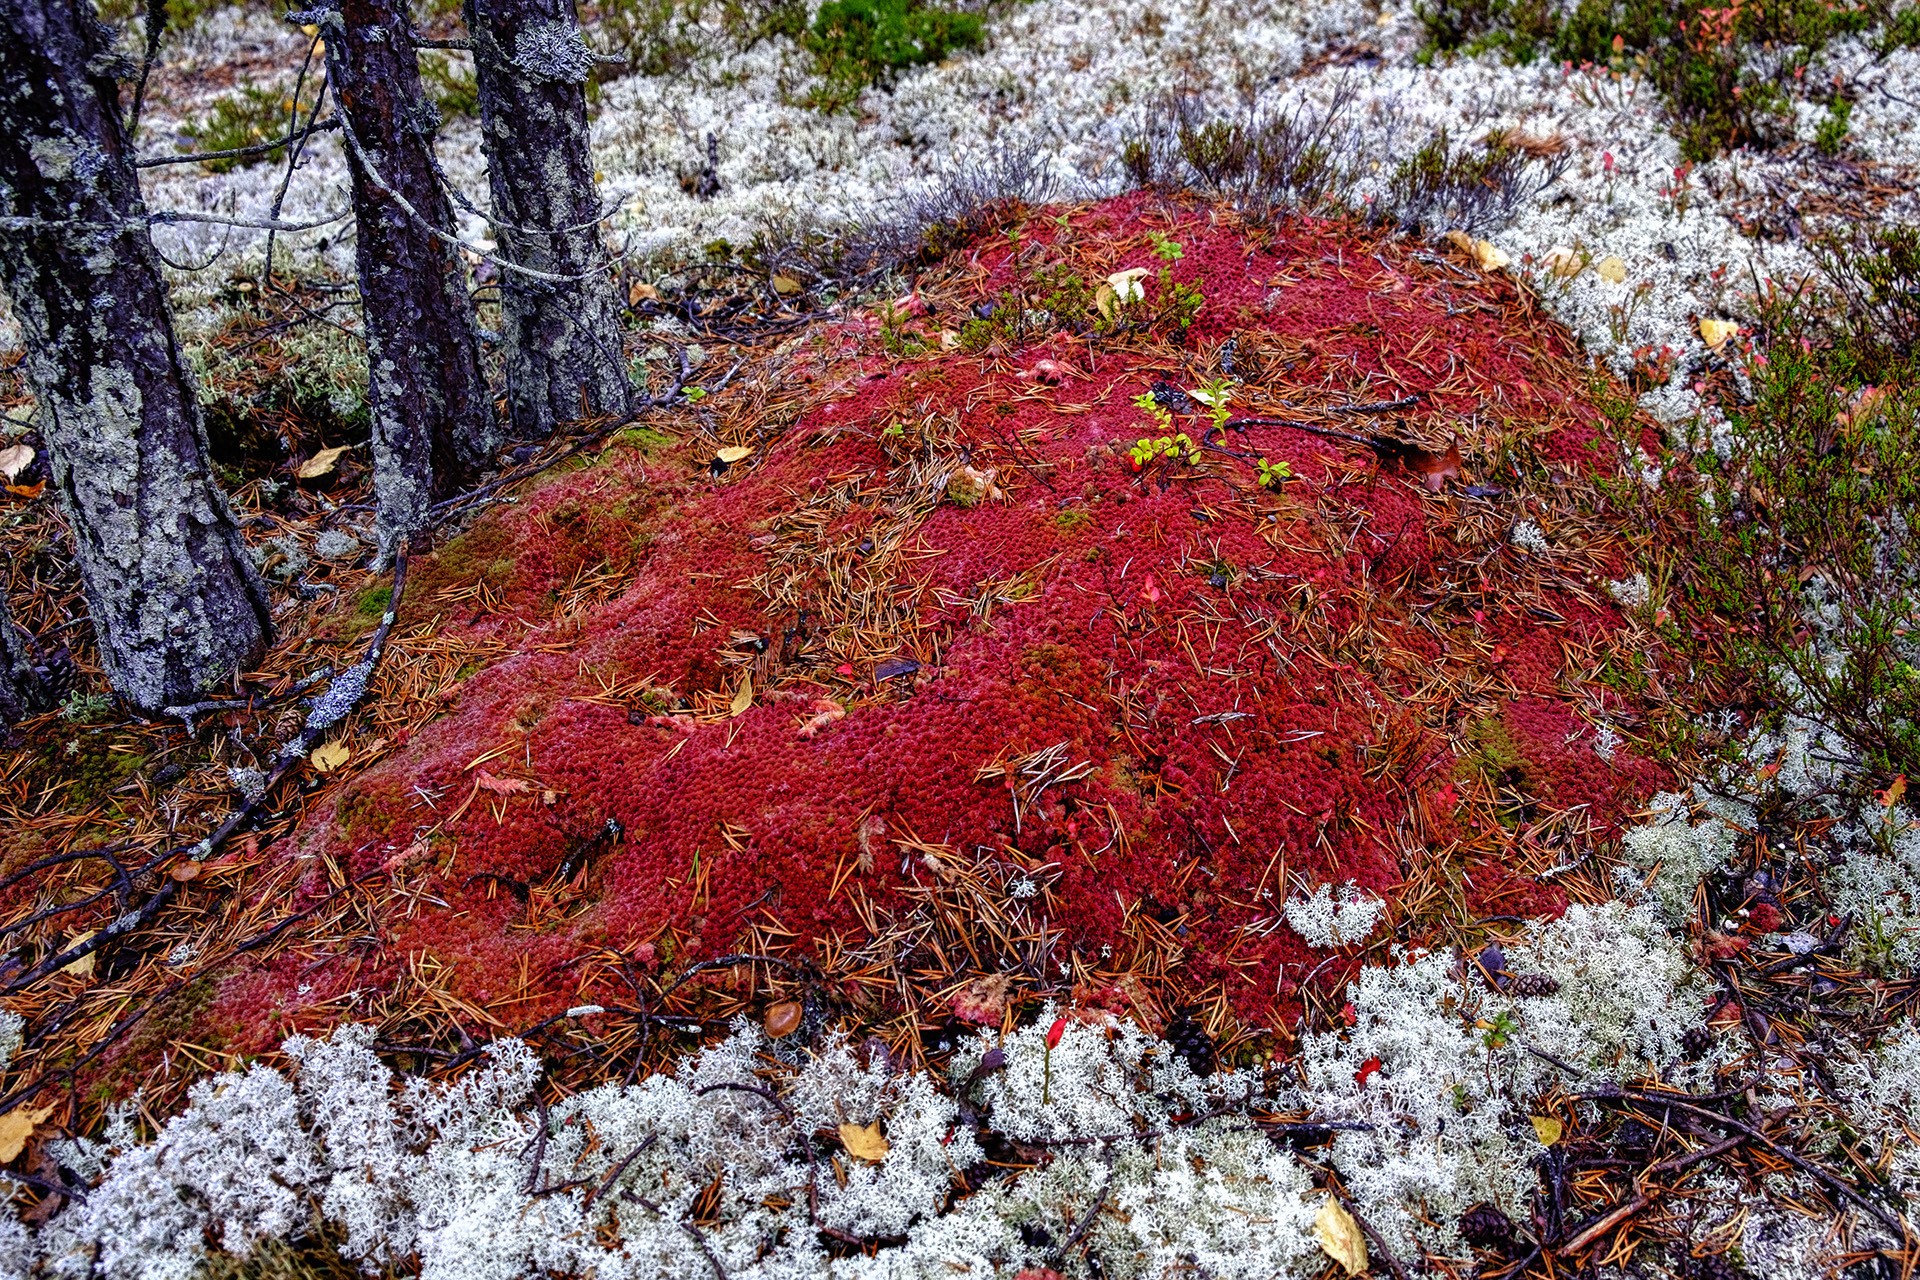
1355, 1056, 1382, 1087
1047, 1017, 1067, 1049
1340, 1001, 1358, 1027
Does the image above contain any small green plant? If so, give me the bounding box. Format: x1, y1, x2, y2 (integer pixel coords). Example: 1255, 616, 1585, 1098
60, 690, 112, 725
419, 50, 479, 118
1480, 1010, 1521, 1049
1255, 456, 1292, 490
1127, 430, 1202, 472
803, 0, 984, 110
1190, 378, 1234, 433
1133, 390, 1174, 432
1815, 95, 1853, 156
183, 85, 319, 173
1148, 231, 1184, 262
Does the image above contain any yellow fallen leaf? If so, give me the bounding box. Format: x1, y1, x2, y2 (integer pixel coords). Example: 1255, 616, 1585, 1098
1531, 1114, 1564, 1146
771, 273, 802, 295
59, 931, 96, 978
299, 21, 318, 34
1313, 1196, 1368, 1276
0, 1104, 57, 1162
1093, 281, 1118, 320
627, 279, 659, 305
839, 1121, 889, 1162
1473, 239, 1511, 271
731, 675, 753, 717
1596, 255, 1628, 284
715, 446, 751, 465
1542, 244, 1584, 278
1443, 229, 1476, 256
1699, 318, 1740, 351
309, 741, 351, 773
0, 444, 33, 483
296, 445, 350, 481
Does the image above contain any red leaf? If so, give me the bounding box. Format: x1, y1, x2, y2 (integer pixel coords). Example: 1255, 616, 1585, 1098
1355, 1055, 1382, 1087
1046, 1017, 1067, 1049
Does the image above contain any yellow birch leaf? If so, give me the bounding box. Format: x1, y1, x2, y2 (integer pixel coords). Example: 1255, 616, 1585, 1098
1596, 255, 1628, 284
771, 273, 802, 295
1313, 1196, 1368, 1276
0, 1104, 57, 1163
715, 446, 751, 464
59, 932, 95, 978
296, 445, 351, 481
1444, 229, 1476, 256
1473, 239, 1512, 271
310, 741, 351, 773
627, 279, 659, 304
1699, 318, 1740, 351
839, 1121, 889, 1162
1531, 1114, 1564, 1146
730, 675, 753, 717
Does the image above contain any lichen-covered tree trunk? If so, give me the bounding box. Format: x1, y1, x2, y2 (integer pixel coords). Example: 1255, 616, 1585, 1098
320, 0, 495, 554
0, 0, 272, 713
0, 591, 32, 728
465, 0, 629, 436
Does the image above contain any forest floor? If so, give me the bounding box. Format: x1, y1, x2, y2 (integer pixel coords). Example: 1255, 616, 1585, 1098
1, 1, 1919, 1278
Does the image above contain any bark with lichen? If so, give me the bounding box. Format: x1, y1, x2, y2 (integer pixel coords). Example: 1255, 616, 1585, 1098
319, 0, 495, 554
466, 0, 629, 436
0, 0, 272, 714
0, 590, 34, 728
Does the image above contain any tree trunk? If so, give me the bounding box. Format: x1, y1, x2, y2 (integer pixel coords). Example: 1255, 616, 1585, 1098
0, 591, 31, 729
466, 0, 629, 436
0, 0, 272, 714
321, 0, 496, 554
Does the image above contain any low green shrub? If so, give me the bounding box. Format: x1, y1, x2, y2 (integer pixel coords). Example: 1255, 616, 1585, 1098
803, 0, 984, 109
1672, 227, 1920, 781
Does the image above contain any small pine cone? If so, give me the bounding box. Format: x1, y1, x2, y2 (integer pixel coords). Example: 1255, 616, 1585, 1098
1503, 972, 1560, 998
1459, 1202, 1515, 1251
1163, 1012, 1217, 1078
1682, 1025, 1713, 1059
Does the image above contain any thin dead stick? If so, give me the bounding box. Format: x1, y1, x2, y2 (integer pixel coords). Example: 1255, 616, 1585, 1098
5, 555, 409, 994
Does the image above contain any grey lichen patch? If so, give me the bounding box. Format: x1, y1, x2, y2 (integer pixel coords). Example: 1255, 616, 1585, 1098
513, 20, 594, 83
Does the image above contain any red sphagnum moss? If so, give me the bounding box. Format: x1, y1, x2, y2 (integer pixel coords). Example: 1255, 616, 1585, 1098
211, 196, 1677, 1048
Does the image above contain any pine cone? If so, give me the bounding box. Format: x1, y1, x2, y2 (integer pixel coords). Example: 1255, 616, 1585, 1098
1459, 1202, 1514, 1251
1503, 972, 1560, 998
1163, 1012, 1217, 1078
1682, 1025, 1713, 1059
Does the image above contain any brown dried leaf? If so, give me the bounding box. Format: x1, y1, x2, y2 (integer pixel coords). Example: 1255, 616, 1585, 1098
0, 444, 32, 483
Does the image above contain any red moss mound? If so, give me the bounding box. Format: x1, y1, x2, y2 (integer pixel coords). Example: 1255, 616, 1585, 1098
222, 197, 1672, 1042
